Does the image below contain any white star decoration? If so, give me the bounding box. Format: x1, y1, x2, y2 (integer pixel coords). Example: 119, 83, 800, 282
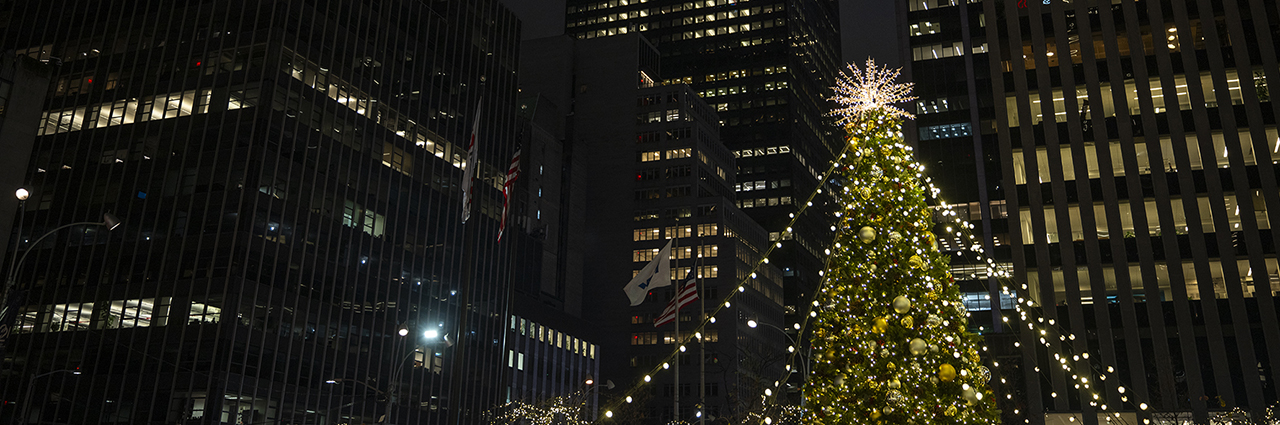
831, 58, 917, 124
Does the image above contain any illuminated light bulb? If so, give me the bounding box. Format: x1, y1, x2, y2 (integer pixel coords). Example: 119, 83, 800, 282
1140, 403, 1149, 410
644, 375, 651, 382
1117, 386, 1125, 393
765, 389, 773, 396
626, 396, 633, 403
663, 363, 670, 369
606, 411, 614, 418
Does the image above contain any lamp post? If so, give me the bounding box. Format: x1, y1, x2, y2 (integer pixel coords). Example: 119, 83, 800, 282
327, 324, 432, 425
745, 319, 810, 380
19, 368, 81, 425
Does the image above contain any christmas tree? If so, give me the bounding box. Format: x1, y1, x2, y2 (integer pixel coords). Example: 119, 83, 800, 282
805, 59, 1000, 425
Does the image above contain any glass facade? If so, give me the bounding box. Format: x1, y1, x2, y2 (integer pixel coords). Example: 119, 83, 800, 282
908, 0, 1280, 422
0, 1, 523, 424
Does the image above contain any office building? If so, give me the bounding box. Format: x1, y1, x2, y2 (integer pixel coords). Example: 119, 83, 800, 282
0, 54, 52, 299
0, 1, 526, 424
520, 33, 787, 423
904, 0, 1280, 423
563, 0, 843, 330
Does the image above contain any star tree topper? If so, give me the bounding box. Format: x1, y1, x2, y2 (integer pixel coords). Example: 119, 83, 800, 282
831, 58, 917, 125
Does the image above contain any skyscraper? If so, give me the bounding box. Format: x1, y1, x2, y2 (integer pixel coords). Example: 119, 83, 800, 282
519, 32, 787, 423
905, 0, 1280, 423
0, 1, 524, 424
563, 0, 843, 328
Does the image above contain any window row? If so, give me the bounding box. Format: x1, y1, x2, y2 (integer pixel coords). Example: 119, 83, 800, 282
632, 224, 720, 241
1012, 128, 1280, 185
732, 144, 791, 158
634, 205, 720, 221
907, 0, 977, 12
710, 95, 788, 112
912, 41, 988, 61
1018, 192, 1271, 244
919, 122, 972, 141
917, 97, 960, 115
639, 148, 694, 162
1024, 258, 1280, 305
512, 316, 597, 359
910, 21, 942, 37
37, 88, 213, 136
737, 196, 793, 209
737, 179, 790, 193
629, 265, 719, 280
569, 0, 766, 15
1006, 69, 1250, 127
14, 297, 184, 333
663, 65, 787, 87
633, 244, 720, 262
1005, 20, 1215, 72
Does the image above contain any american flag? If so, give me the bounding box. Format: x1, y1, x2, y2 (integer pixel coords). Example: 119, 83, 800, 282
498, 146, 521, 242
654, 278, 698, 327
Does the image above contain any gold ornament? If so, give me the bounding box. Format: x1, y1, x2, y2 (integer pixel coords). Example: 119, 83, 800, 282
886, 362, 897, 370
892, 295, 911, 314
872, 317, 889, 333
938, 363, 957, 382
858, 187, 873, 199
908, 255, 925, 269
908, 338, 927, 356
944, 406, 958, 417
835, 374, 846, 386
888, 379, 901, 389
870, 409, 882, 420
962, 388, 980, 406
859, 226, 877, 243
901, 316, 914, 328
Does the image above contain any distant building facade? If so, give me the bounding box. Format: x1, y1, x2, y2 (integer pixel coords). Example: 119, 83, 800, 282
0, 1, 525, 424
520, 33, 786, 424
904, 0, 1280, 423
563, 0, 843, 334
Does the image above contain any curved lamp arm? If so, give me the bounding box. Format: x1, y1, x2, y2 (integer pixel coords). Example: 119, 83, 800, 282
6, 213, 122, 286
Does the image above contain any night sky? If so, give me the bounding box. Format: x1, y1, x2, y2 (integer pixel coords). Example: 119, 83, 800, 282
499, 0, 901, 68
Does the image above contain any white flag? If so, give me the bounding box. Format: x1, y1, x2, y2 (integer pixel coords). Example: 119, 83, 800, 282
623, 239, 673, 306
461, 100, 482, 223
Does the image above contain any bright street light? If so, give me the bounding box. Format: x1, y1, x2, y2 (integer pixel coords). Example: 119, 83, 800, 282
747, 319, 758, 328
424, 329, 439, 339
15, 188, 29, 201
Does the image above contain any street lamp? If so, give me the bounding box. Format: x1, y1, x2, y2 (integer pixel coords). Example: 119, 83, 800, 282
20, 368, 82, 425
6, 212, 123, 286
745, 319, 810, 379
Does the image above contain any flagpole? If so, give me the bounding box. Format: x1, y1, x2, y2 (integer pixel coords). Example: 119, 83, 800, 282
698, 223, 706, 425
673, 217, 679, 424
